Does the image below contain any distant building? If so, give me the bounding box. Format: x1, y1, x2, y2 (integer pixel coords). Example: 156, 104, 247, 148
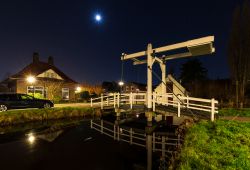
122, 82, 147, 93
0, 52, 78, 101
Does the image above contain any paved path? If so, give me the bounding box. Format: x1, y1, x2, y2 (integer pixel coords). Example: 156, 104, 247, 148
54, 103, 91, 108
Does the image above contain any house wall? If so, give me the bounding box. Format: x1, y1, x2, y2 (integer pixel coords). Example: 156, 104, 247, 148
16, 79, 77, 101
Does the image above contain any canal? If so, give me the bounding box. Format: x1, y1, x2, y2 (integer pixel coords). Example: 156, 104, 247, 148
0, 120, 149, 170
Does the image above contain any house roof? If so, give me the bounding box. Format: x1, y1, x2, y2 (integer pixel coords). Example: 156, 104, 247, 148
9, 61, 77, 83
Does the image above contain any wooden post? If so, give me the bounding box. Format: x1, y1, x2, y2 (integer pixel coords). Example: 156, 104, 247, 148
117, 126, 120, 141
162, 136, 166, 158
101, 120, 103, 134
153, 132, 155, 152
186, 95, 189, 108
101, 94, 103, 110
91, 98, 93, 107
113, 93, 116, 108
90, 119, 93, 129
211, 98, 215, 121
114, 125, 116, 140
153, 92, 156, 112
130, 92, 133, 109
118, 93, 120, 108
130, 128, 133, 145
178, 101, 181, 117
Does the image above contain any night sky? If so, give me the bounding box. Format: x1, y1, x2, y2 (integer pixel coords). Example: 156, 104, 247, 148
0, 0, 242, 84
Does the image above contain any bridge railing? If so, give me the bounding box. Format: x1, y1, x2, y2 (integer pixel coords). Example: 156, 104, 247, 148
91, 92, 146, 109
153, 93, 218, 121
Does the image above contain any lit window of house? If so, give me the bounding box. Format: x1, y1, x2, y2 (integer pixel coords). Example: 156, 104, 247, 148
27, 86, 46, 98
62, 88, 69, 100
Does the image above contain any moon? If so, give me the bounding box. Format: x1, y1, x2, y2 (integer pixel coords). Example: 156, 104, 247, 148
95, 14, 102, 22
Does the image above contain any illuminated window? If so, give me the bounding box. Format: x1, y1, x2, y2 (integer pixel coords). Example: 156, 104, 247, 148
62, 88, 69, 100
27, 86, 46, 98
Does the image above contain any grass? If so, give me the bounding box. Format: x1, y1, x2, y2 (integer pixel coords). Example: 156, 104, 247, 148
219, 108, 250, 117
177, 120, 250, 170
0, 107, 97, 126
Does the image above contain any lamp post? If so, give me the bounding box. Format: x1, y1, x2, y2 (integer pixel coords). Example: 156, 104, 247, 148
118, 81, 124, 93
26, 76, 36, 97
75, 86, 82, 100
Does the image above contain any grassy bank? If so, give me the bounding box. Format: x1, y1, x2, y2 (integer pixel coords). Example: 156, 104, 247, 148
219, 108, 250, 117
178, 120, 250, 170
0, 107, 97, 126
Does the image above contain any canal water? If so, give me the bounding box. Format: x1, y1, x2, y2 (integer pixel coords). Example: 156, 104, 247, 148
0, 120, 149, 170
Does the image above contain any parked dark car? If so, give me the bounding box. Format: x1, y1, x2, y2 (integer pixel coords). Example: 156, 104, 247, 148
0, 93, 54, 112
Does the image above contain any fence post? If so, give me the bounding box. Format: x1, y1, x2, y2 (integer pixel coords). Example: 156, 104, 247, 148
91, 98, 93, 107
114, 93, 116, 108
153, 92, 156, 112
90, 119, 93, 129
211, 98, 215, 122
114, 125, 116, 140
178, 101, 181, 117
130, 128, 133, 145
153, 132, 155, 152
118, 93, 120, 108
130, 92, 133, 109
101, 120, 103, 134
162, 136, 166, 158
101, 94, 103, 110
186, 95, 189, 108
117, 126, 120, 141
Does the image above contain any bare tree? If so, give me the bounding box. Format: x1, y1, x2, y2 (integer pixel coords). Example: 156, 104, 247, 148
228, 0, 250, 108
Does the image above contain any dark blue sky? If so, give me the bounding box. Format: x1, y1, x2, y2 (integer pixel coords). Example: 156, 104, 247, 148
0, 0, 242, 84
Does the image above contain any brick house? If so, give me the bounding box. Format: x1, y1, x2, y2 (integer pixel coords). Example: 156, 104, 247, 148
1, 53, 78, 101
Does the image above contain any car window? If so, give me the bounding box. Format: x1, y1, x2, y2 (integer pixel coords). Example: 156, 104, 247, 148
20, 94, 33, 100
0, 94, 18, 101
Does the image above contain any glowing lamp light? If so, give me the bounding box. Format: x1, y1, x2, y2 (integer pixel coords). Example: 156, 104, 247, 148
76, 87, 82, 92
118, 81, 124, 86
136, 114, 139, 118
26, 76, 36, 84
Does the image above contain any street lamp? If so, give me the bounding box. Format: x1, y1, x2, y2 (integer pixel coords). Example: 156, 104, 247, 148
118, 81, 124, 93
76, 86, 82, 93
26, 76, 36, 97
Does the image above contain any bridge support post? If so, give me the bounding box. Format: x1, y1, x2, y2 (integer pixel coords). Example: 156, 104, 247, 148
145, 112, 153, 170
147, 44, 153, 110
153, 92, 156, 112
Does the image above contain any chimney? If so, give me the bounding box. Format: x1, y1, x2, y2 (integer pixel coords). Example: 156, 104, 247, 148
48, 56, 54, 65
33, 52, 39, 63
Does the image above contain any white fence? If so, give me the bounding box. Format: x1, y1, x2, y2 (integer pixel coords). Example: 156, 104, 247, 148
91, 92, 218, 121
91, 92, 146, 109
90, 120, 180, 157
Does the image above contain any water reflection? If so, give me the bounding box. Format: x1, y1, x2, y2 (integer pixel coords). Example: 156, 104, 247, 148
27, 133, 36, 144
36, 129, 63, 142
